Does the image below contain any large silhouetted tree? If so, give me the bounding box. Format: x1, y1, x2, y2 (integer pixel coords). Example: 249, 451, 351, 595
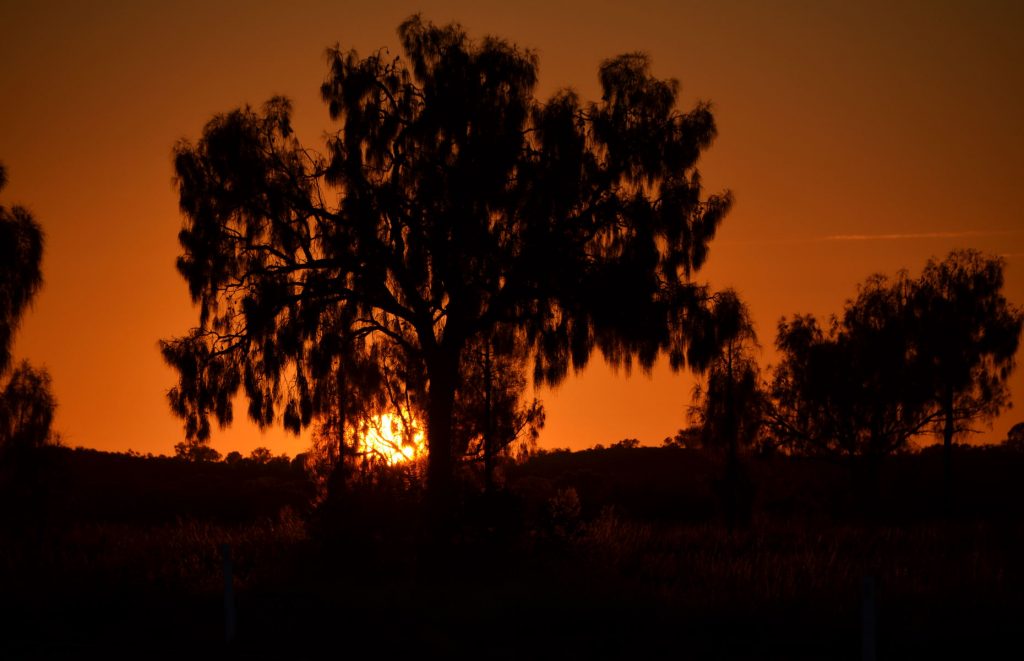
161, 16, 731, 519
913, 250, 1022, 511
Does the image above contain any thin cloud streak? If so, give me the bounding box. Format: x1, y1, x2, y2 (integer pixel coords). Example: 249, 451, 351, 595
720, 229, 1022, 247
823, 229, 1022, 242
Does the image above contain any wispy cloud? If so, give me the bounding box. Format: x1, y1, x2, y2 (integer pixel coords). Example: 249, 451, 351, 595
822, 229, 1021, 242
718, 228, 1023, 248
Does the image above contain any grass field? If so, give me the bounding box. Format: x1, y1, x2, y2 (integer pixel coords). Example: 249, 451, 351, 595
1, 445, 1021, 658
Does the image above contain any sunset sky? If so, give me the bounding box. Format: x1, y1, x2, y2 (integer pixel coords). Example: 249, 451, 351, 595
2, 0, 1022, 457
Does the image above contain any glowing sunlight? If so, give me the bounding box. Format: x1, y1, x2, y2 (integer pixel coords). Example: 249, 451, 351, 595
356, 413, 426, 465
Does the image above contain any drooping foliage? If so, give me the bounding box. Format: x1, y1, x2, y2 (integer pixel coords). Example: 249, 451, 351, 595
161, 16, 731, 505
0, 163, 44, 375
0, 161, 56, 457
454, 329, 545, 491
913, 250, 1023, 443
0, 361, 55, 457
688, 290, 763, 456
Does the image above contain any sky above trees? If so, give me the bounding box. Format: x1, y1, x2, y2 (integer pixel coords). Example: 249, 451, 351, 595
1, 0, 1022, 455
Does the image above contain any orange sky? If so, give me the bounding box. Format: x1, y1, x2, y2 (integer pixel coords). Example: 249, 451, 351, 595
2, 0, 1022, 457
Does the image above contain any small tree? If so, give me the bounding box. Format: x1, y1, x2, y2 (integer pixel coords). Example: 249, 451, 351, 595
768, 272, 936, 462
688, 290, 762, 459
687, 289, 761, 527
0, 163, 43, 376
0, 361, 56, 458
0, 162, 55, 459
173, 440, 222, 462
768, 252, 1023, 513
249, 446, 274, 464
1003, 422, 1024, 452
913, 250, 1023, 510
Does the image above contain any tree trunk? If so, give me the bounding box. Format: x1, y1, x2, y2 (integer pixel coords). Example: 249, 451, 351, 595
327, 374, 349, 499
942, 388, 955, 517
723, 343, 741, 532
425, 351, 458, 533
483, 343, 494, 495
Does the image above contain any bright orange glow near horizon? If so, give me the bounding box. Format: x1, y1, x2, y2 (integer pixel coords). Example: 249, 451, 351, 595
2, 1, 1023, 457
357, 414, 426, 466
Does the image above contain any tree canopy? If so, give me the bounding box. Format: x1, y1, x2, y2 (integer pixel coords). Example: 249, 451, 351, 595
0, 161, 55, 458
688, 289, 763, 458
0, 162, 44, 376
768, 250, 1022, 465
161, 16, 731, 509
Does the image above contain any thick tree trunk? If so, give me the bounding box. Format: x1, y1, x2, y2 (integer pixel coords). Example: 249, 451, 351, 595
425, 351, 458, 533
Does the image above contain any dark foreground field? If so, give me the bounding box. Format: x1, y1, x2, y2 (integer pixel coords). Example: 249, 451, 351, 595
2, 446, 1022, 659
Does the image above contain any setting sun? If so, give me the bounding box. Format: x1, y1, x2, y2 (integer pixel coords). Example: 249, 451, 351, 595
355, 413, 426, 465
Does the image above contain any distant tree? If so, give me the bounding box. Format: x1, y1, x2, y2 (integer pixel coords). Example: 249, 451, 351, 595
769, 272, 936, 463
161, 16, 731, 521
688, 290, 763, 458
686, 290, 762, 527
612, 438, 641, 449
0, 161, 55, 460
663, 426, 701, 449
224, 450, 243, 465
0, 361, 56, 458
173, 440, 222, 462
912, 250, 1023, 509
768, 250, 1023, 506
1003, 421, 1024, 452
249, 446, 274, 464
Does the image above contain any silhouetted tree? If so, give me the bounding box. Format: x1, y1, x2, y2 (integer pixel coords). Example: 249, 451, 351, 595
1003, 421, 1024, 452
688, 290, 762, 456
769, 251, 1022, 508
0, 162, 55, 456
687, 290, 761, 527
0, 361, 56, 458
0, 163, 57, 527
161, 16, 731, 521
912, 250, 1023, 511
0, 162, 44, 375
769, 272, 935, 463
173, 440, 222, 462
663, 426, 701, 449
249, 446, 273, 464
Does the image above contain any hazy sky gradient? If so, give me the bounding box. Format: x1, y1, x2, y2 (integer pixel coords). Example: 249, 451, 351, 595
2, 0, 1022, 456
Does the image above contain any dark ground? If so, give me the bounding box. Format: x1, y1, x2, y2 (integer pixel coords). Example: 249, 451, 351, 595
1, 445, 1022, 659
